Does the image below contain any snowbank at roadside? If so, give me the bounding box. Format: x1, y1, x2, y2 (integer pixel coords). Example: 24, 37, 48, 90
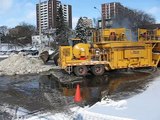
20, 99, 133, 120
71, 106, 133, 120
0, 104, 30, 119
0, 53, 53, 75
92, 98, 128, 110
0, 98, 134, 120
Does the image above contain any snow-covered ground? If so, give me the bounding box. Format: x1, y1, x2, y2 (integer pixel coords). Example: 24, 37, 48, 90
0, 44, 39, 58
0, 44, 38, 52
0, 54, 9, 58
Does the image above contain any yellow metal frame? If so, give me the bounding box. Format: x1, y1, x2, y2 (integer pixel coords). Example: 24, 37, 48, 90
93, 28, 132, 43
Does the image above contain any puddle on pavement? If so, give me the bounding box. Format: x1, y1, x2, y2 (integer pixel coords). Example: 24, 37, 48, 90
0, 69, 158, 118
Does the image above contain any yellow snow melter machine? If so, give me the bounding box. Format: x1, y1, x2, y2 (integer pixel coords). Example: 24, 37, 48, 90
58, 28, 160, 76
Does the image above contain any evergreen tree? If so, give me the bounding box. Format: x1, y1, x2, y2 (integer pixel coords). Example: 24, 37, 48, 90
55, 5, 70, 46
75, 17, 87, 43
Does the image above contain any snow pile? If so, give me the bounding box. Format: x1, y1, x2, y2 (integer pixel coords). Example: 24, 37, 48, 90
0, 53, 53, 75
0, 104, 30, 119
24, 112, 71, 120
0, 98, 133, 120
17, 106, 133, 120
25, 101, 132, 120
95, 98, 128, 110
72, 107, 132, 120
0, 100, 133, 120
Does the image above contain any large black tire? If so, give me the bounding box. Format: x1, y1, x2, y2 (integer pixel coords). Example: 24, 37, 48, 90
74, 66, 88, 76
91, 65, 105, 76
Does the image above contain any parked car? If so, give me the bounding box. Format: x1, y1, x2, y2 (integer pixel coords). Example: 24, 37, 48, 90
20, 50, 39, 56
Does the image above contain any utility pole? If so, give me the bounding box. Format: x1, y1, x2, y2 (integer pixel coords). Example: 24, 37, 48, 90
94, 7, 104, 29
94, 6, 104, 42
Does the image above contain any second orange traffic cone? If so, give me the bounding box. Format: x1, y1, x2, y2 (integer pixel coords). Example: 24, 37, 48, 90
74, 84, 82, 102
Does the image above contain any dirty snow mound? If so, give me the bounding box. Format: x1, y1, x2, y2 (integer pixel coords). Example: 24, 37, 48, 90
0, 53, 53, 75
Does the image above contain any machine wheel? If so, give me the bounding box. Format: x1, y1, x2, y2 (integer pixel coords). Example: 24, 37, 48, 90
74, 66, 88, 76
91, 65, 105, 76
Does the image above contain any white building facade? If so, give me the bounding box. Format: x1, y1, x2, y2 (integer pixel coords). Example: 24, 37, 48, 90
32, 35, 54, 47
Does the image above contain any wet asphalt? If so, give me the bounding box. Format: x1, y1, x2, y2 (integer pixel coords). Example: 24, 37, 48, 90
0, 67, 159, 119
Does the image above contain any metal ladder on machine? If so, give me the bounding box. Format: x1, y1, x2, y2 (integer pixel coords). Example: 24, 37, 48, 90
66, 66, 73, 74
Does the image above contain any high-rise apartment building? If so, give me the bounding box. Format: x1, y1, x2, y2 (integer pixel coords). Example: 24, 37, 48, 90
102, 2, 126, 19
36, 0, 72, 33
62, 4, 72, 29
101, 2, 131, 28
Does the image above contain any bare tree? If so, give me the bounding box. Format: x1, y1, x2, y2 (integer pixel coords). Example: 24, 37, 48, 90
9, 22, 36, 46
113, 9, 155, 32
0, 26, 9, 43
130, 9, 155, 30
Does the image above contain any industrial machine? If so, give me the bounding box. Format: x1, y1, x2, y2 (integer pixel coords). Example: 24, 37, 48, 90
138, 28, 160, 66
58, 28, 160, 76
138, 28, 160, 52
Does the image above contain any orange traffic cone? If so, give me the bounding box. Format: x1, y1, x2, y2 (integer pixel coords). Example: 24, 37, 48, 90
74, 84, 82, 102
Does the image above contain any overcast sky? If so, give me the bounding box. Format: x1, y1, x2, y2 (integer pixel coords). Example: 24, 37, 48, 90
0, 0, 160, 29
